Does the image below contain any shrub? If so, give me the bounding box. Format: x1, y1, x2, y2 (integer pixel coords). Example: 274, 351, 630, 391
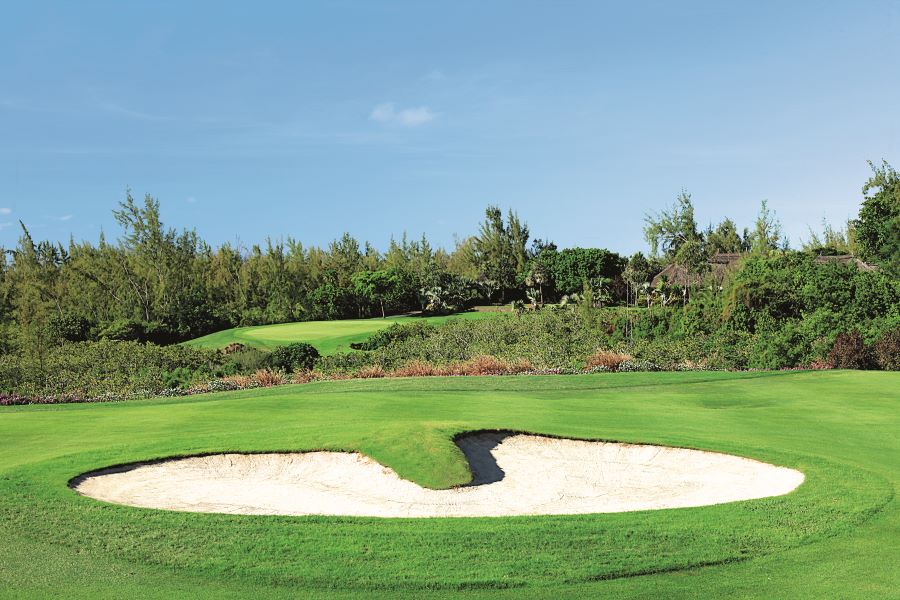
356, 365, 386, 378
222, 342, 246, 354
98, 319, 146, 342
827, 331, 869, 369
316, 351, 377, 374
266, 342, 320, 372
252, 369, 284, 387
223, 374, 252, 389
0, 340, 222, 399
390, 360, 437, 378
585, 350, 632, 371
291, 370, 323, 384
49, 313, 93, 342
872, 328, 900, 370
162, 366, 197, 389
618, 359, 660, 372
456, 355, 532, 376
206, 379, 241, 392
219, 347, 269, 375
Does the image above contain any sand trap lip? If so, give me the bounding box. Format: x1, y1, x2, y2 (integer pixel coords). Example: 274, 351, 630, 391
71, 432, 804, 518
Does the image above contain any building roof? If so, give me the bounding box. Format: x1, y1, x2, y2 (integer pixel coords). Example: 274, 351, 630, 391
650, 253, 878, 288
812, 254, 879, 271
651, 253, 744, 287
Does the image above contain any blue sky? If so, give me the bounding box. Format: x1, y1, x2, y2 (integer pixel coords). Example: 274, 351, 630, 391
1, 1, 898, 254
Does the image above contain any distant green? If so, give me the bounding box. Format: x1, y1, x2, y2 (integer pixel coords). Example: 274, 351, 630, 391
183, 311, 493, 354
0, 370, 897, 599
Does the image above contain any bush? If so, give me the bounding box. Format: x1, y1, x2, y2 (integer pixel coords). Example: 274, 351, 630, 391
356, 365, 386, 378
390, 360, 437, 378
0, 340, 223, 399
266, 342, 320, 372
749, 320, 812, 370
219, 347, 269, 375
618, 359, 661, 372
49, 313, 93, 342
872, 328, 900, 370
827, 331, 869, 369
98, 319, 146, 342
253, 368, 284, 387
316, 351, 377, 374
162, 366, 197, 389
585, 350, 632, 371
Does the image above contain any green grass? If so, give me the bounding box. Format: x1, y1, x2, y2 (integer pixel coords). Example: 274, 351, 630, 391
183, 311, 493, 354
0, 370, 897, 599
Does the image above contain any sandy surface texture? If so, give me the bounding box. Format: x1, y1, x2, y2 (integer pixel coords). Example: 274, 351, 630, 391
72, 432, 804, 517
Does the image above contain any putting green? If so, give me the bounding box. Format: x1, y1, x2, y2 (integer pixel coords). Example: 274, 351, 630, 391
0, 370, 897, 599
183, 312, 493, 354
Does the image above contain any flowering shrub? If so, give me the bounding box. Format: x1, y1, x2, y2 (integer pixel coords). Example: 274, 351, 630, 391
618, 359, 661, 372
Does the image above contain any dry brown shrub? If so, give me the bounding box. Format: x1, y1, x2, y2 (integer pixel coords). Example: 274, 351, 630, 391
253, 368, 284, 387
507, 358, 534, 374
458, 355, 503, 375
221, 342, 246, 355
457, 355, 533, 376
356, 365, 386, 378
291, 370, 322, 384
390, 360, 437, 378
434, 364, 457, 376
585, 350, 632, 371
223, 374, 251, 389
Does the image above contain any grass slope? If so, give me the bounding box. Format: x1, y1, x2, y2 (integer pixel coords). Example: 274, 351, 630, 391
183, 312, 492, 354
0, 371, 897, 599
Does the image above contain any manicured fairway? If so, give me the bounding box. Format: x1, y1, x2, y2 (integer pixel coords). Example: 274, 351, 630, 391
0, 371, 897, 599
183, 312, 493, 354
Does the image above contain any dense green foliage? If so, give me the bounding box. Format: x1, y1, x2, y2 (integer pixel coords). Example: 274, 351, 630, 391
0, 371, 897, 598
1, 161, 897, 402
0, 340, 222, 400
314, 251, 898, 374
0, 197, 625, 354
266, 342, 320, 372
855, 160, 900, 272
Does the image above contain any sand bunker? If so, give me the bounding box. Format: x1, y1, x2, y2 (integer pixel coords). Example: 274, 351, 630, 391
72, 432, 804, 517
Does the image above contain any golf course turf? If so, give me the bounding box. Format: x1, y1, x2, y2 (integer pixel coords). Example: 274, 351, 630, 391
0, 370, 897, 599
183, 312, 493, 353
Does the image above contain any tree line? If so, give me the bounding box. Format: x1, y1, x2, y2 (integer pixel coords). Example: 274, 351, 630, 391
1, 160, 897, 361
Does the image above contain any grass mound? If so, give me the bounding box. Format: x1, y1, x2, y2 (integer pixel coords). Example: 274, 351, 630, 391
183, 312, 492, 354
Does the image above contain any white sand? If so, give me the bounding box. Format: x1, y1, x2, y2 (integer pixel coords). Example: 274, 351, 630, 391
72, 432, 804, 517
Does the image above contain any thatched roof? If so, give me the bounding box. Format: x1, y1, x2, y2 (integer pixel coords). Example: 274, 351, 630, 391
650, 252, 878, 288
651, 253, 743, 287
813, 254, 878, 271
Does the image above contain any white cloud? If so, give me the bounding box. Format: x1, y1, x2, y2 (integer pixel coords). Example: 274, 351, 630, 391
186, 196, 197, 204
0, 208, 10, 215
0, 222, 12, 230
59, 214, 73, 221
369, 102, 436, 127
96, 101, 170, 122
